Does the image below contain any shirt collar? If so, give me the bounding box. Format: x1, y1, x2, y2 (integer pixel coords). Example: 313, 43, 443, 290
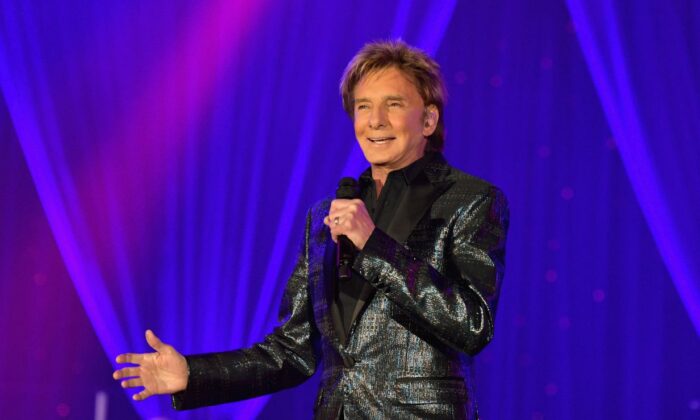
359, 151, 440, 186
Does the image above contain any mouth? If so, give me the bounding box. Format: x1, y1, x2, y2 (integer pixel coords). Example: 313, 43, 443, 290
367, 136, 396, 144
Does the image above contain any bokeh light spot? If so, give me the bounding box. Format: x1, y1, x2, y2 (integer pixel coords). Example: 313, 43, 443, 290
540, 57, 553, 70
545, 382, 559, 396
33, 272, 47, 286
560, 186, 574, 200
32, 347, 48, 362
56, 403, 70, 417
605, 137, 617, 150
558, 316, 571, 331
593, 288, 606, 303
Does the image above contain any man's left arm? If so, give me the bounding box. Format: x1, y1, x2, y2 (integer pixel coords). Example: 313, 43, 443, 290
353, 186, 509, 356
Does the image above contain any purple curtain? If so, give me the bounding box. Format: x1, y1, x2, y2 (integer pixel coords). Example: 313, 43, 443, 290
1, 0, 698, 419
567, 0, 700, 334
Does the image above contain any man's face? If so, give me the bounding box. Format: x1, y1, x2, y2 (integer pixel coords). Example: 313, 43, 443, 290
352, 67, 437, 173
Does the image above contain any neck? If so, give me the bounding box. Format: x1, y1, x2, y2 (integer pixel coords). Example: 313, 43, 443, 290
370, 151, 427, 197
373, 177, 385, 198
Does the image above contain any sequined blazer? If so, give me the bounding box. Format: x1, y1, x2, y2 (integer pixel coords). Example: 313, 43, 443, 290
172, 156, 509, 419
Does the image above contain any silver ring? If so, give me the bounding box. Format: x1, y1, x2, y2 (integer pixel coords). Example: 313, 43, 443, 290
333, 217, 340, 225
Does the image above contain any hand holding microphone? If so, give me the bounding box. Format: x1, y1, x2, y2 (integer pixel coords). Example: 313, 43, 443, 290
324, 178, 375, 279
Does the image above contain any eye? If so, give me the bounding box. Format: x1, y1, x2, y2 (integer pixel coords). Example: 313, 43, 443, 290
356, 104, 369, 111
388, 101, 402, 108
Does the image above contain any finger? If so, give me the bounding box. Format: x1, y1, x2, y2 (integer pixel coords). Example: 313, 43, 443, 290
133, 389, 152, 401
113, 367, 140, 380
348, 200, 369, 216
328, 208, 352, 222
330, 227, 349, 243
326, 214, 343, 230
116, 353, 144, 365
145, 329, 165, 352
329, 220, 347, 236
334, 212, 356, 227
337, 199, 363, 212
330, 199, 352, 212
121, 378, 144, 389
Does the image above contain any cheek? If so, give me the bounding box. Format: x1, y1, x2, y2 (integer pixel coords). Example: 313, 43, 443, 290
407, 114, 426, 135
353, 124, 362, 138
354, 118, 366, 136
393, 113, 417, 131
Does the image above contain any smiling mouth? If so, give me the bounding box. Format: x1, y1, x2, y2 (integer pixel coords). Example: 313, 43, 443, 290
367, 136, 396, 144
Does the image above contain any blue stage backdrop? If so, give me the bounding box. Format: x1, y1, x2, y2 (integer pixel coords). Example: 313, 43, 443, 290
1, 0, 698, 419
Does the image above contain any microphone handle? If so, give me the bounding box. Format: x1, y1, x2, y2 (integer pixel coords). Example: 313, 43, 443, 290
337, 235, 356, 280
335, 177, 360, 280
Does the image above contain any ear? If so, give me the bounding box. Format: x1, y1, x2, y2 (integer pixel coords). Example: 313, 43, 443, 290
422, 105, 439, 137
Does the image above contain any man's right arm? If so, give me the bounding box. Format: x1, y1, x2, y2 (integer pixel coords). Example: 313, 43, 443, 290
173, 207, 319, 410
114, 208, 320, 409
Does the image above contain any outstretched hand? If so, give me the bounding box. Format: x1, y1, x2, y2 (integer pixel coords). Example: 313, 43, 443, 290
113, 330, 189, 401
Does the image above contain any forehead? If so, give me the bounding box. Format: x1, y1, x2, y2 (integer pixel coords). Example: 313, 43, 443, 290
353, 67, 422, 98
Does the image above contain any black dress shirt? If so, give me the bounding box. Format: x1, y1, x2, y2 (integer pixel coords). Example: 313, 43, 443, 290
335, 152, 437, 336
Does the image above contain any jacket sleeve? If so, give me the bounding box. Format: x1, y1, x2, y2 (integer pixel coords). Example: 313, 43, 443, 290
172, 209, 319, 410
352, 186, 509, 356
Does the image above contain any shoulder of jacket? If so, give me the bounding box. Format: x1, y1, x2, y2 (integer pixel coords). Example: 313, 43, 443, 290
307, 196, 332, 220
444, 166, 505, 200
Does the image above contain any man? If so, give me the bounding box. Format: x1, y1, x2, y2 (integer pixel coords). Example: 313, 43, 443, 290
113, 40, 509, 419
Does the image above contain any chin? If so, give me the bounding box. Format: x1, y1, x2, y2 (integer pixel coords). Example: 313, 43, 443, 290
360, 147, 393, 164
362, 152, 393, 166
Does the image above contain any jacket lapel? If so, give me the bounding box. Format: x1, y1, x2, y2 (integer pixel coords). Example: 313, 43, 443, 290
346, 280, 374, 340
323, 237, 348, 346
345, 158, 454, 337
384, 172, 451, 244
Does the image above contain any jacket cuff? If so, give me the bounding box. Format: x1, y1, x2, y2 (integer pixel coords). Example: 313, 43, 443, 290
171, 355, 200, 410
353, 228, 400, 290
170, 353, 230, 410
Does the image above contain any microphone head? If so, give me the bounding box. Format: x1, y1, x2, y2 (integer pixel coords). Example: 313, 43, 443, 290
336, 177, 359, 199
338, 177, 357, 187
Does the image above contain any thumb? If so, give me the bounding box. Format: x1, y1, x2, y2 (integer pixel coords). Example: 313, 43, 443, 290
145, 329, 166, 352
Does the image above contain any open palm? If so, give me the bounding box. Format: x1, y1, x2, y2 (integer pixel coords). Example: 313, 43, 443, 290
113, 330, 189, 401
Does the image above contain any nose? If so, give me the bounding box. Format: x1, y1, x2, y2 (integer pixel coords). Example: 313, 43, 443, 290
368, 106, 388, 129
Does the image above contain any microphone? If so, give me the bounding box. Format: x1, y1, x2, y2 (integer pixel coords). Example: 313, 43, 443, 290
335, 177, 360, 280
